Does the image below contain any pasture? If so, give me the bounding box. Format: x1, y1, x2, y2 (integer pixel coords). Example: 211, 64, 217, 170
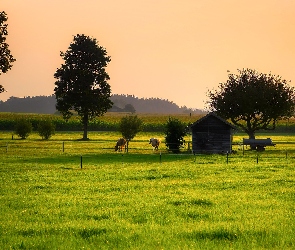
0, 131, 294, 249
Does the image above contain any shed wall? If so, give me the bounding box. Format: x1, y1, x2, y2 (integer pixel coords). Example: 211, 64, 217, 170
191, 116, 233, 154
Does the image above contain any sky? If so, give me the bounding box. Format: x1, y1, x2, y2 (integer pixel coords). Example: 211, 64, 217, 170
1, 0, 295, 110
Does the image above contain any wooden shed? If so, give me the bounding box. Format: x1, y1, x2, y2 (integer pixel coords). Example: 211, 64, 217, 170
189, 112, 236, 154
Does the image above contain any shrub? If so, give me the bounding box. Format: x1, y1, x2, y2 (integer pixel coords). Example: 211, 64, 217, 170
14, 119, 32, 139
37, 120, 55, 139
118, 115, 143, 152
164, 117, 187, 153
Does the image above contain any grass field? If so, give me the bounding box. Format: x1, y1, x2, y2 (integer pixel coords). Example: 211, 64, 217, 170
0, 131, 294, 249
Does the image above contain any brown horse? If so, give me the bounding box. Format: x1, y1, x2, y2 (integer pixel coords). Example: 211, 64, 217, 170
149, 138, 161, 150
115, 138, 126, 152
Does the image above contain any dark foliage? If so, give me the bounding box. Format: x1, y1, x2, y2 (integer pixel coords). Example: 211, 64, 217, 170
207, 68, 295, 139
54, 34, 113, 140
0, 11, 16, 92
164, 117, 187, 153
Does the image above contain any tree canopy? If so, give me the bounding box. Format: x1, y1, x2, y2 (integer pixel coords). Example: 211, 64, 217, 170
207, 68, 295, 138
118, 115, 143, 152
54, 34, 113, 140
0, 11, 16, 93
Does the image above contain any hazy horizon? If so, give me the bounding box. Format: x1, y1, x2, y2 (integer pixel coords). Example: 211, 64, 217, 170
0, 93, 205, 111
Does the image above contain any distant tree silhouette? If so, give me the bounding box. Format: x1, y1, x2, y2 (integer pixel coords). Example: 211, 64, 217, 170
0, 11, 16, 93
109, 94, 204, 114
0, 95, 56, 113
0, 94, 205, 114
54, 34, 113, 140
123, 104, 136, 113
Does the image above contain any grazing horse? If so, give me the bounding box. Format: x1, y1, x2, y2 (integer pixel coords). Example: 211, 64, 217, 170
115, 138, 126, 152
149, 138, 161, 150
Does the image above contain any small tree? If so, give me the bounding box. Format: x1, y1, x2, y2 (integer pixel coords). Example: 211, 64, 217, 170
207, 68, 295, 139
164, 117, 187, 153
54, 34, 113, 140
15, 119, 32, 139
118, 115, 143, 152
37, 120, 55, 139
0, 11, 16, 93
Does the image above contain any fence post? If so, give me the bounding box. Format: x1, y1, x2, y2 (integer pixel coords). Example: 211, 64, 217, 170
226, 152, 229, 164
6, 143, 8, 153
256, 154, 259, 164
160, 151, 162, 163
63, 142, 65, 152
81, 155, 83, 169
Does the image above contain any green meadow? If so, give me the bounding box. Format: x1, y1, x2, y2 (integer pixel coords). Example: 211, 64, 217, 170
0, 131, 294, 249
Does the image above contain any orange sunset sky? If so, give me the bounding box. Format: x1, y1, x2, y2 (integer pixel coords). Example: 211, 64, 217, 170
1, 0, 295, 110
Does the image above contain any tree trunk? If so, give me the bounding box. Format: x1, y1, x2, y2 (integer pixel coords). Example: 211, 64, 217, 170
248, 132, 255, 139
126, 140, 129, 153
247, 130, 256, 150
82, 113, 89, 140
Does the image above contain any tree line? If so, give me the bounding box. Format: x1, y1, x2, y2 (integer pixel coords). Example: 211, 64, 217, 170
0, 94, 204, 114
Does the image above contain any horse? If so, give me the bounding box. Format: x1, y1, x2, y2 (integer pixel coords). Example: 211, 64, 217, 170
149, 138, 161, 150
115, 138, 126, 152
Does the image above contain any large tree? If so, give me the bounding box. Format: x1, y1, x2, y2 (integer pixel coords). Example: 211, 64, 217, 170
54, 34, 113, 140
0, 11, 16, 93
207, 68, 295, 139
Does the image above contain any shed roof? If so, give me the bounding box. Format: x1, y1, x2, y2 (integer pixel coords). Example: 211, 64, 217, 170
190, 112, 236, 129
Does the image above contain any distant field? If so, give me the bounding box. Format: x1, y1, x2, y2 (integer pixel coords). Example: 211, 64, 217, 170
0, 112, 203, 131
0, 131, 294, 249
1, 112, 295, 132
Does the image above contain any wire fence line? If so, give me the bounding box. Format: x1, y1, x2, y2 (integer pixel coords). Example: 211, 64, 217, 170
0, 139, 195, 151
2, 140, 295, 166
1, 139, 294, 151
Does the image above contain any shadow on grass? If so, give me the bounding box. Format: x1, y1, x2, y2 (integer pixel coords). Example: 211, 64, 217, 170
170, 198, 214, 207
183, 229, 238, 241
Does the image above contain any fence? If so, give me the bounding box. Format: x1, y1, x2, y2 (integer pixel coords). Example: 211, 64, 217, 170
2, 139, 295, 168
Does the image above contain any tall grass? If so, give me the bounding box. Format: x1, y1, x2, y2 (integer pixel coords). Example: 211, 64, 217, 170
0, 132, 294, 249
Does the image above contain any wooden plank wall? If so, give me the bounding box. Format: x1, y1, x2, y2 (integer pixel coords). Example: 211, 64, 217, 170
191, 116, 233, 154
